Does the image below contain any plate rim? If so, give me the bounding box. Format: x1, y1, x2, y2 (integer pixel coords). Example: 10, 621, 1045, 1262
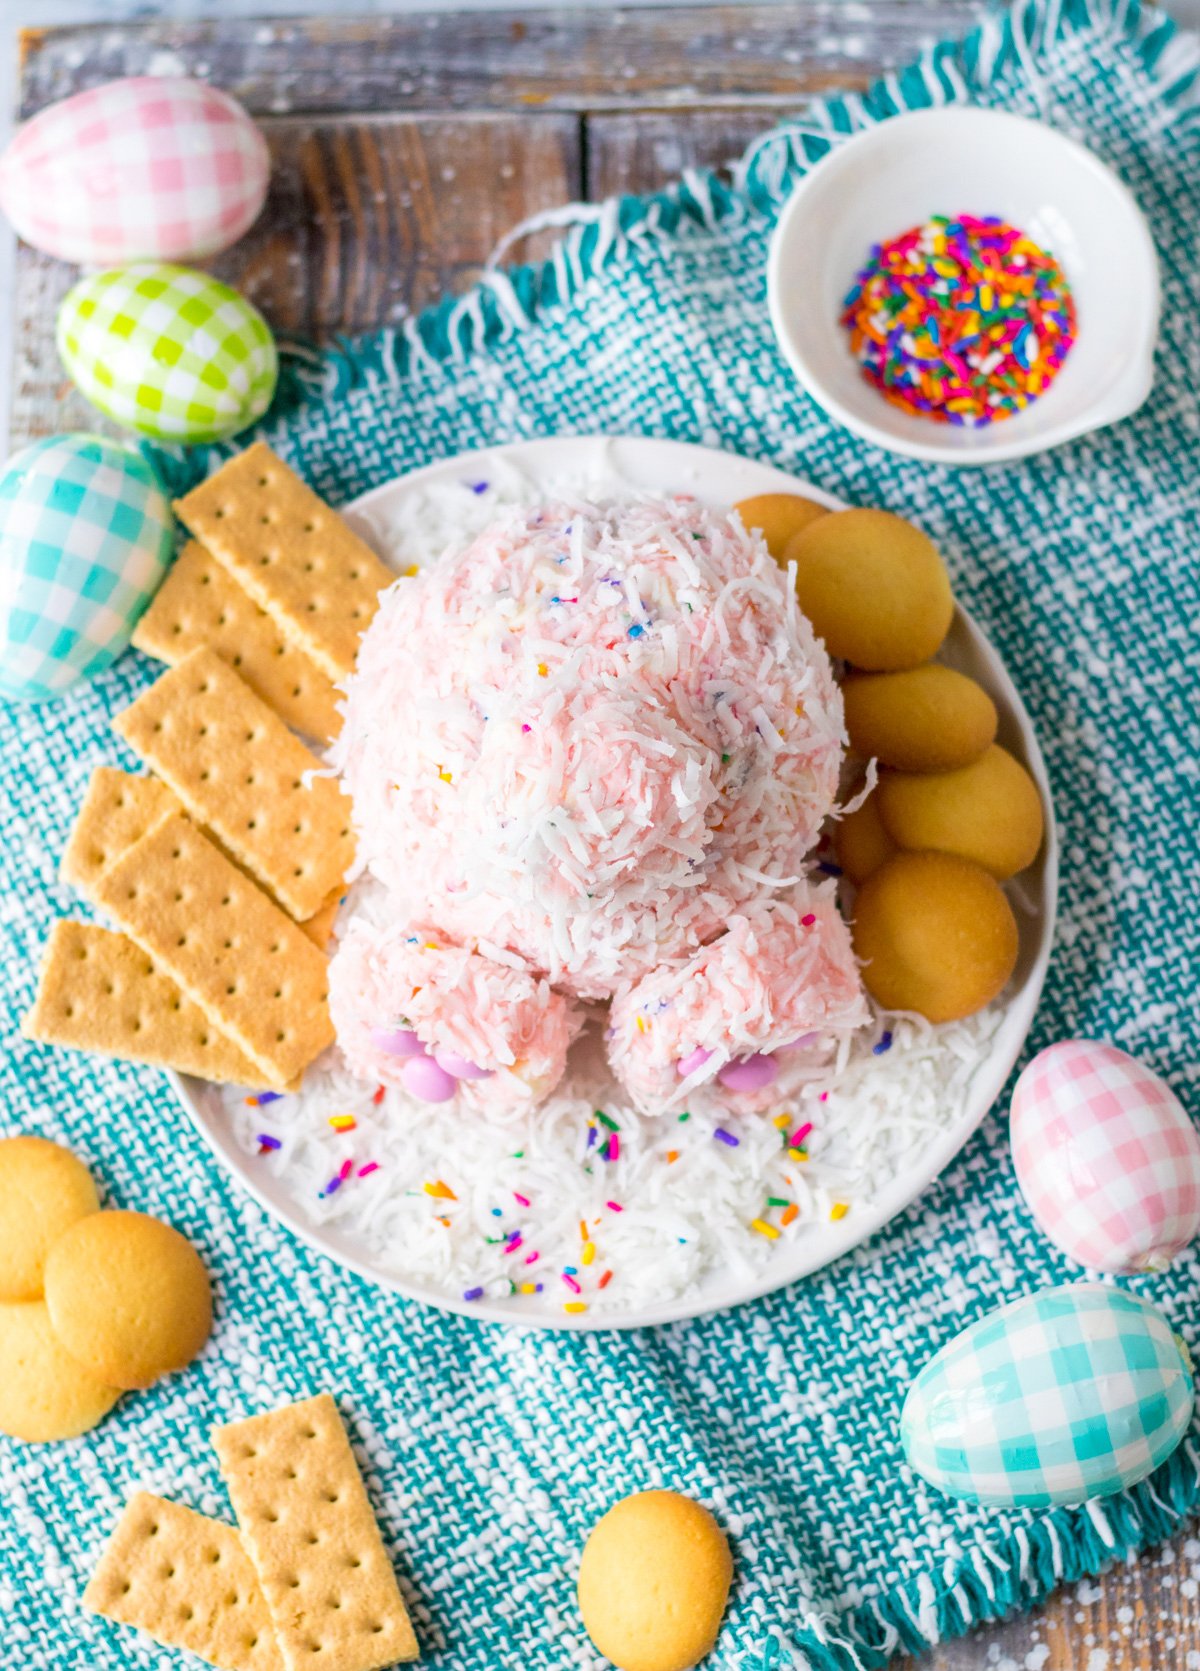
171, 434, 1058, 1330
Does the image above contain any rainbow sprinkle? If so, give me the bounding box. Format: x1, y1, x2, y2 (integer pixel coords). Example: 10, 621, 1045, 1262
245, 1091, 283, 1107
841, 214, 1076, 426
321, 1159, 354, 1198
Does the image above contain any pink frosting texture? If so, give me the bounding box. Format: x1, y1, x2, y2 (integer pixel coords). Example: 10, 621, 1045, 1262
328, 496, 866, 1110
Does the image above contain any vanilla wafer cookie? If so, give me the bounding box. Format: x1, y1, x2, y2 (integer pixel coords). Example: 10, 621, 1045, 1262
22, 920, 271, 1088
174, 443, 392, 681
213, 1393, 418, 1671
85, 1492, 283, 1671
132, 541, 343, 744
90, 812, 333, 1088
113, 648, 355, 922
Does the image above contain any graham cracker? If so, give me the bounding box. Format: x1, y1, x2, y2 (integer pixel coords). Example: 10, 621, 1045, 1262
22, 921, 271, 1089
112, 648, 355, 923
132, 541, 343, 745
213, 1393, 418, 1671
174, 443, 392, 682
299, 890, 343, 951
90, 811, 334, 1089
60, 768, 180, 896
84, 1491, 284, 1671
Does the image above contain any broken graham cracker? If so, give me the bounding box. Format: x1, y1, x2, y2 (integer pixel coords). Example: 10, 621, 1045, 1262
64, 764, 340, 945
132, 541, 344, 745
60, 767, 181, 896
22, 921, 273, 1089
174, 442, 393, 682
299, 889, 343, 951
90, 811, 334, 1089
213, 1393, 418, 1671
84, 1491, 283, 1671
113, 648, 355, 923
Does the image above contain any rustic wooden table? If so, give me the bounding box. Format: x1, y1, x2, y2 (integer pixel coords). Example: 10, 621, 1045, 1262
10, 10, 1196, 1667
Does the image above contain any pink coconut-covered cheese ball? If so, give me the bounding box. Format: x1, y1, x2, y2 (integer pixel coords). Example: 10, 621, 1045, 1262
330, 496, 846, 999
327, 495, 865, 1112
608, 890, 868, 1111
329, 919, 582, 1111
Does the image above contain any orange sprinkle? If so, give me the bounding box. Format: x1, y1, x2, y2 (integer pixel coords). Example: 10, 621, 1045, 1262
666, 1150, 679, 1164
424, 1180, 457, 1201
781, 1204, 799, 1227
598, 1270, 613, 1289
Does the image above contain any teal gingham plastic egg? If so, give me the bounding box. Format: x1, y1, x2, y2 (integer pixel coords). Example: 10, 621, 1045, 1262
900, 1284, 1194, 1508
56, 263, 278, 444
0, 433, 174, 701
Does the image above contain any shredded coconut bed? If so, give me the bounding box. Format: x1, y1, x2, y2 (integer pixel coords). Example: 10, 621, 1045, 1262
212, 459, 1010, 1320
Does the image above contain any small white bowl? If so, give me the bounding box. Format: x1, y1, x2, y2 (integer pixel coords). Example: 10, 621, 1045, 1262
766, 107, 1160, 466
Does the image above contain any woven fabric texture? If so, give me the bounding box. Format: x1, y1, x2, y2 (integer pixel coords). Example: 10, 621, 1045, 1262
2, 1, 1199, 1666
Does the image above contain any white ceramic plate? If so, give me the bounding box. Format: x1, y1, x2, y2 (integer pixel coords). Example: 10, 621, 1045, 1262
172, 436, 1057, 1328
767, 108, 1160, 465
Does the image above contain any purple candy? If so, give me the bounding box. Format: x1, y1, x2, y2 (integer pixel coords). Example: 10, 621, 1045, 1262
717, 1054, 779, 1093
434, 1049, 492, 1081
401, 1055, 458, 1103
369, 1026, 425, 1058
676, 1046, 713, 1077
776, 1032, 820, 1054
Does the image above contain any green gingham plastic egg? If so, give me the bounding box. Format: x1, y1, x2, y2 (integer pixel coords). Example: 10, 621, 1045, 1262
56, 263, 278, 444
0, 433, 174, 702
901, 1284, 1194, 1508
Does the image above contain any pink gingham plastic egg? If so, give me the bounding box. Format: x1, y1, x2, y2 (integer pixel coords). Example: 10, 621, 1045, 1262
0, 78, 268, 266
1011, 1040, 1200, 1274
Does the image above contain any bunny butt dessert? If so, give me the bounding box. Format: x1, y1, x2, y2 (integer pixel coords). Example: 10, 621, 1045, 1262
329, 496, 868, 1112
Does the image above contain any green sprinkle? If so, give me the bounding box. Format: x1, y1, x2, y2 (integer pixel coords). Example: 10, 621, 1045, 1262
767, 1196, 789, 1208
678, 1111, 691, 1123
596, 1112, 620, 1131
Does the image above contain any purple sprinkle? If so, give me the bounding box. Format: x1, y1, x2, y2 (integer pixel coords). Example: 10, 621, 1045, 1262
463, 1286, 484, 1301
714, 1128, 740, 1148
257, 1134, 281, 1151
469, 481, 489, 495
256, 1091, 283, 1106
873, 1030, 894, 1056
586, 1126, 598, 1149
323, 1174, 344, 1196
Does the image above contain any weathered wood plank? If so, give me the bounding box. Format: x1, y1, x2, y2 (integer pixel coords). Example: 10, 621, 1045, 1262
10, 111, 580, 444
586, 106, 777, 197
17, 3, 985, 120
210, 112, 580, 334
896, 1530, 1199, 1668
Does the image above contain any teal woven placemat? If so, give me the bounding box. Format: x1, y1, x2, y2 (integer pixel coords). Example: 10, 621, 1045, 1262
3, 1, 1199, 1665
